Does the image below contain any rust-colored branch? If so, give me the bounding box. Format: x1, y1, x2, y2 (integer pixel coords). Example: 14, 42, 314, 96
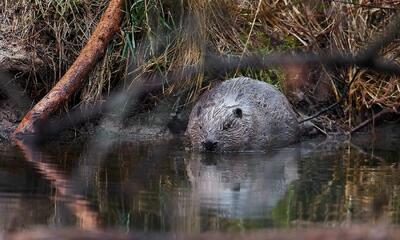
13, 0, 123, 138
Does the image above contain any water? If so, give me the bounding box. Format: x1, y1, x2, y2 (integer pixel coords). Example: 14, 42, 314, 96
0, 125, 399, 234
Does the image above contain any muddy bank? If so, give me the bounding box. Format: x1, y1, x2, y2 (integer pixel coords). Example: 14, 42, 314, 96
0, 100, 26, 142
0, 72, 31, 143
93, 94, 191, 141
0, 77, 192, 144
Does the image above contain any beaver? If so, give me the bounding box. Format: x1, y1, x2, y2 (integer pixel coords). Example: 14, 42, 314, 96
186, 77, 300, 152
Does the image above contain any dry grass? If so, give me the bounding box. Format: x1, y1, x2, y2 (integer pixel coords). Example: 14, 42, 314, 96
1, 0, 399, 130
191, 0, 400, 130
1, 0, 111, 102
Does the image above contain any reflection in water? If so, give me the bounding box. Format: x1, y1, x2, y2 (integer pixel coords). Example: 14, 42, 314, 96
166, 149, 299, 232
15, 141, 99, 229
0, 125, 399, 233
192, 151, 298, 217
185, 150, 297, 218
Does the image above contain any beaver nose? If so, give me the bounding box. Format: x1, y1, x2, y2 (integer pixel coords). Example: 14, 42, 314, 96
202, 140, 218, 151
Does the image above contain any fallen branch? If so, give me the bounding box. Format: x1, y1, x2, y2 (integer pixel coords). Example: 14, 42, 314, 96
13, 0, 123, 138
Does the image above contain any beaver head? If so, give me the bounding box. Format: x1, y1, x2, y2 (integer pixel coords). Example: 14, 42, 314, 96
187, 92, 256, 152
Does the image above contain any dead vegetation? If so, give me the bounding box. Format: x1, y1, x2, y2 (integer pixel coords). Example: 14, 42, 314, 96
1, 0, 400, 133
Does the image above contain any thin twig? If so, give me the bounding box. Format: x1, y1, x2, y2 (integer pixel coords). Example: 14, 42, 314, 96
350, 108, 398, 133
235, 0, 263, 76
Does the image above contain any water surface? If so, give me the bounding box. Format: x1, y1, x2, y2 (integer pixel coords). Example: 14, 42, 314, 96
0, 125, 399, 233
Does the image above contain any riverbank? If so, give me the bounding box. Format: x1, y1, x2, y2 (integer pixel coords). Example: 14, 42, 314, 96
0, 1, 399, 140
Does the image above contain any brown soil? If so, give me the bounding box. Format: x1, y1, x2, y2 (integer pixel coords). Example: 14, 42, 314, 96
0, 100, 21, 141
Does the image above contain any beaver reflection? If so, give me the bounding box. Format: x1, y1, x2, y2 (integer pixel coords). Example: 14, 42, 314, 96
183, 147, 300, 219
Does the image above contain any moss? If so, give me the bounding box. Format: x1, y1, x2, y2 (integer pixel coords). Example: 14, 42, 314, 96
280, 35, 300, 50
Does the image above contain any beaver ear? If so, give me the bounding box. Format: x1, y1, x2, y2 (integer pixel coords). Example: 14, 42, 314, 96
233, 108, 242, 118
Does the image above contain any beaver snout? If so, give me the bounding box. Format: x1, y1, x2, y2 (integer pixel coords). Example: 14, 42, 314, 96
202, 140, 219, 151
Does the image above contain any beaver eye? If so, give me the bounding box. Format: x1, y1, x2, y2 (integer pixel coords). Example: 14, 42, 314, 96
233, 108, 242, 118
222, 121, 232, 131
